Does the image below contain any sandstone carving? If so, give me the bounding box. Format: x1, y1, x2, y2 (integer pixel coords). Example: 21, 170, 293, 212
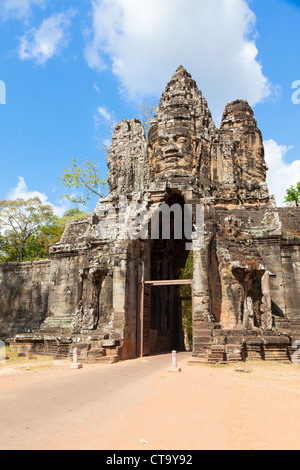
1, 66, 300, 364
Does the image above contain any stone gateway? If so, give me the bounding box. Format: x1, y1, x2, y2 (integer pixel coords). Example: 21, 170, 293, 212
1, 67, 300, 364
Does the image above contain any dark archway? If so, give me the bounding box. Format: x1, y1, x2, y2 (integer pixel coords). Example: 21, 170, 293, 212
148, 192, 190, 354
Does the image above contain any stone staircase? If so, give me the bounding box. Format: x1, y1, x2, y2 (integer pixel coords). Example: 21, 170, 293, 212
274, 317, 300, 346
188, 319, 215, 365
57, 336, 121, 364
38, 316, 74, 335
9, 328, 121, 364
30, 316, 122, 363
189, 325, 292, 365
263, 336, 291, 363
54, 337, 73, 359
288, 320, 300, 343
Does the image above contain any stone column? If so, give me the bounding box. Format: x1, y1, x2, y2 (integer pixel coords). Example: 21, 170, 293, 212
112, 257, 127, 331
261, 271, 273, 330
193, 236, 212, 323
192, 235, 213, 357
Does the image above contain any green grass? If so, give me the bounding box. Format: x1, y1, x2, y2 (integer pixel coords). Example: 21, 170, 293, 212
1, 347, 54, 365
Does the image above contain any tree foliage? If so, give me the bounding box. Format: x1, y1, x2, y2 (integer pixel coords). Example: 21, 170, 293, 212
37, 208, 88, 259
60, 102, 157, 206
285, 182, 300, 207
0, 200, 87, 262
60, 157, 108, 206
138, 101, 157, 135
180, 251, 193, 349
0, 198, 54, 262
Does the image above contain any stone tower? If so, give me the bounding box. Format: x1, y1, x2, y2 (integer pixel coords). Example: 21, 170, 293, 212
2, 67, 300, 364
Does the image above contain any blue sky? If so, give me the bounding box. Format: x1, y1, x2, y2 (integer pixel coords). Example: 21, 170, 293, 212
0, 0, 299, 214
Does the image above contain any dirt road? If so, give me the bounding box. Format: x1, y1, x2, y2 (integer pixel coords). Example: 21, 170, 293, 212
0, 353, 300, 450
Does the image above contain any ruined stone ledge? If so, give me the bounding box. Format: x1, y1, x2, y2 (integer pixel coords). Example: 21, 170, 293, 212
101, 339, 120, 348
7, 332, 123, 364
0, 260, 50, 267
12, 334, 44, 342
244, 337, 264, 345
262, 336, 291, 346
281, 238, 300, 246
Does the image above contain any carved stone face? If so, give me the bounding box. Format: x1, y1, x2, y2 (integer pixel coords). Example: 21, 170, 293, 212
107, 153, 122, 192
148, 124, 197, 178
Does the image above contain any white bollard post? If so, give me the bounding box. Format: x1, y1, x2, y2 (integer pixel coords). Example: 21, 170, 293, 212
70, 346, 83, 369
172, 350, 177, 368
74, 347, 78, 364
168, 350, 181, 373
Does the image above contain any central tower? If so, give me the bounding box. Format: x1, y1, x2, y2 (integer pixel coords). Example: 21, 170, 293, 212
148, 66, 216, 181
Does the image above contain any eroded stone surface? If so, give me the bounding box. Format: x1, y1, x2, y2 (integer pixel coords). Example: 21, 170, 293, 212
1, 66, 299, 364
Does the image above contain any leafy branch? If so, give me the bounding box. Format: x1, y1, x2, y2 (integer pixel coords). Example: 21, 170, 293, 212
285, 182, 300, 207
60, 158, 108, 206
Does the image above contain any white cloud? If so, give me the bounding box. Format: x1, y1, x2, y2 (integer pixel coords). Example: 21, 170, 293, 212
93, 83, 100, 93
93, 105, 117, 135
7, 176, 71, 217
264, 140, 300, 207
85, 0, 272, 124
18, 9, 76, 64
97, 106, 114, 122
0, 0, 46, 20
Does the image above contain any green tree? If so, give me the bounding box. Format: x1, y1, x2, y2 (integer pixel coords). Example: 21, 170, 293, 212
60, 102, 157, 206
0, 203, 87, 262
0, 198, 55, 262
60, 157, 108, 206
285, 182, 300, 207
37, 208, 88, 258
138, 101, 157, 135
180, 251, 193, 350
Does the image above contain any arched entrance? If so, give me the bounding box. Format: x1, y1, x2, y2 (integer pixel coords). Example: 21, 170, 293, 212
137, 191, 193, 357
138, 279, 193, 357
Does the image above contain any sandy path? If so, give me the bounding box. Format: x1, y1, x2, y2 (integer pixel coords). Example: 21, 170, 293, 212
0, 354, 300, 450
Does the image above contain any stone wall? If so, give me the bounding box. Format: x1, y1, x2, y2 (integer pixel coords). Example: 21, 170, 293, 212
1, 66, 300, 366
0, 260, 50, 339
